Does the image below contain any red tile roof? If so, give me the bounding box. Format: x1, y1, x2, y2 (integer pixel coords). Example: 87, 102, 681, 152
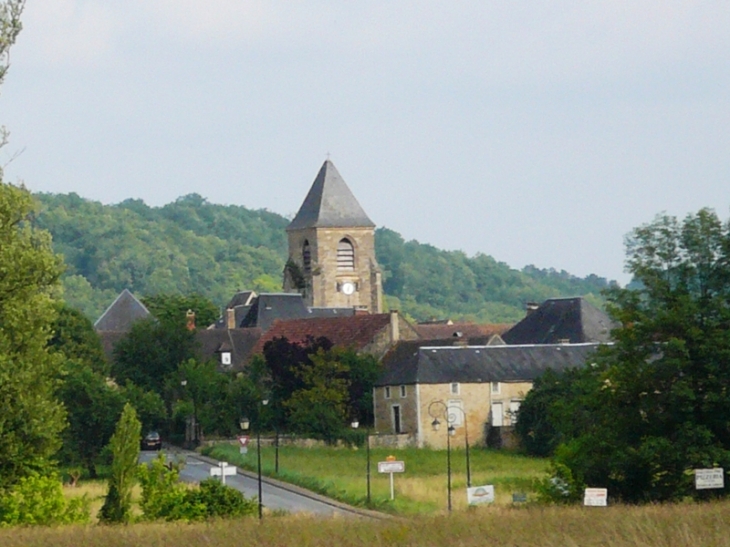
413, 322, 512, 341
253, 314, 394, 353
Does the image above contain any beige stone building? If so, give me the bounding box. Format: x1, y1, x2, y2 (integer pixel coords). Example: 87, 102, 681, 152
283, 160, 383, 313
374, 342, 603, 449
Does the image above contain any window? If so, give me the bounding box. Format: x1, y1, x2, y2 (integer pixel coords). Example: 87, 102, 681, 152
337, 238, 355, 271
392, 405, 402, 434
220, 352, 232, 366
450, 382, 460, 395
399, 385, 407, 398
491, 381, 500, 394
384, 386, 391, 399
302, 240, 311, 273
509, 401, 521, 424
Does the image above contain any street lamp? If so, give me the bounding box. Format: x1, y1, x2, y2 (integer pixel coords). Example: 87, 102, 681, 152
240, 397, 268, 520
350, 419, 371, 506
429, 400, 463, 512
446, 405, 471, 487
181, 379, 198, 448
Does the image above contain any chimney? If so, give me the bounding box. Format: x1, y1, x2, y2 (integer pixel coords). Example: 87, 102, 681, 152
186, 309, 196, 331
389, 309, 400, 344
226, 308, 236, 329
525, 302, 539, 316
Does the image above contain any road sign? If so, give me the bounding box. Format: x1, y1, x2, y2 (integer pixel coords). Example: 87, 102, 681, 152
238, 436, 249, 455
584, 487, 608, 506
695, 468, 725, 490
210, 461, 237, 485
467, 485, 495, 505
378, 461, 405, 474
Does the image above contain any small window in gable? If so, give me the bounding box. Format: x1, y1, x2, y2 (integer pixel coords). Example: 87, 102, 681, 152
400, 385, 407, 398
385, 386, 391, 399
450, 382, 460, 395
337, 238, 355, 271
221, 352, 232, 366
491, 381, 500, 394
303, 240, 312, 273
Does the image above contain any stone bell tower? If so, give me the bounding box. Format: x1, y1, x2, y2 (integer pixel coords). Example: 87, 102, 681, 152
283, 160, 383, 313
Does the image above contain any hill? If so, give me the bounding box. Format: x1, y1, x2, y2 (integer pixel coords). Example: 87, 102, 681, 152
32, 192, 615, 323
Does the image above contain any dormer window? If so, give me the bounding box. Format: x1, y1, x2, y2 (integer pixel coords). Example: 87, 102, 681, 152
337, 238, 355, 271
221, 352, 232, 366
303, 240, 312, 273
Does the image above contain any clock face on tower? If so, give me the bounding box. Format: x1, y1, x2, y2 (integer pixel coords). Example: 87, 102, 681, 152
341, 281, 355, 295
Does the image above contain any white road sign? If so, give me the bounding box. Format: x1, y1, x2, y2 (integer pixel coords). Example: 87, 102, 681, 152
695, 468, 725, 490
210, 461, 237, 485
467, 485, 495, 505
584, 487, 608, 506
378, 461, 405, 474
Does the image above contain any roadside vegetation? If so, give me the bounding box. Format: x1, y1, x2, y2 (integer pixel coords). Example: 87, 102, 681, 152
204, 443, 547, 514
2, 501, 730, 547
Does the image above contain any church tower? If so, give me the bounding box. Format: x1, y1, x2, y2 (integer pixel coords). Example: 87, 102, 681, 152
283, 160, 383, 313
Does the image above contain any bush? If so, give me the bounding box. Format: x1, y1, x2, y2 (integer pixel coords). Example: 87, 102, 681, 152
0, 473, 90, 526
138, 453, 255, 521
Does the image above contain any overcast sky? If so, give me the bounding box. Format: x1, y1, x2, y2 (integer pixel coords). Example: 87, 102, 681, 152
2, 1, 729, 285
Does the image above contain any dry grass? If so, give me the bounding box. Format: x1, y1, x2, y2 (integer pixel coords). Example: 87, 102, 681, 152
2, 500, 730, 547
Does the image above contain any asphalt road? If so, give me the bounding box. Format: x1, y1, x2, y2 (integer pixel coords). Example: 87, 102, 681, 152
138, 449, 357, 517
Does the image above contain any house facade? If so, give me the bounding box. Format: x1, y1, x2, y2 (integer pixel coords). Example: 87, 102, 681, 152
374, 342, 603, 449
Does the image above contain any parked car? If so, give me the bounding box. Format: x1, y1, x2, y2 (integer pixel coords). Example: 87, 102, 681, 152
141, 431, 162, 451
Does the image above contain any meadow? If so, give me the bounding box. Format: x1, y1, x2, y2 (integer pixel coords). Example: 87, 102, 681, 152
204, 443, 548, 513
2, 501, 730, 547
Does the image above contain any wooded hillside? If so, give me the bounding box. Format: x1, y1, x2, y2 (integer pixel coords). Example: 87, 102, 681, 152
33, 193, 614, 323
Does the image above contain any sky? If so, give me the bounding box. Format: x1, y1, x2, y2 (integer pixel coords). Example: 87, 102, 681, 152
1, 1, 729, 285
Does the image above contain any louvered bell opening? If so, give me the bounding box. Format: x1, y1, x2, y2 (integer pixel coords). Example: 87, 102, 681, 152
303, 240, 312, 273
337, 238, 355, 271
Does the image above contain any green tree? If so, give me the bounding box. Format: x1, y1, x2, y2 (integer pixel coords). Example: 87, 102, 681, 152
142, 293, 219, 330
99, 403, 141, 523
549, 209, 730, 502
49, 302, 109, 375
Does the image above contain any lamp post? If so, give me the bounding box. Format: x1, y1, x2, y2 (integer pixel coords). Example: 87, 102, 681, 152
240, 397, 268, 520
181, 379, 198, 448
446, 405, 471, 487
350, 419, 371, 506
428, 400, 453, 512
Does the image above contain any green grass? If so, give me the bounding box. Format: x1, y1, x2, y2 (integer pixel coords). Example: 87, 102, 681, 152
203, 443, 548, 514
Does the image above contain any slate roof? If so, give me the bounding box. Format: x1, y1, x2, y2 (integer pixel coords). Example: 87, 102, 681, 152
286, 160, 375, 230
94, 289, 152, 332
414, 322, 512, 341
307, 307, 357, 319
376, 342, 603, 386
196, 328, 263, 370
226, 291, 257, 309
239, 293, 311, 331
502, 297, 616, 345
253, 313, 395, 354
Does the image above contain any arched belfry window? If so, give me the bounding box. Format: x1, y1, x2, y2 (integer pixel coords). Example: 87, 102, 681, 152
302, 240, 311, 273
337, 238, 355, 271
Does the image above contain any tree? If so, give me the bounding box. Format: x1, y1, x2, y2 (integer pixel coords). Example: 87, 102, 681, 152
549, 209, 730, 502
0, 0, 24, 162
49, 302, 109, 375
142, 293, 219, 330
99, 403, 141, 523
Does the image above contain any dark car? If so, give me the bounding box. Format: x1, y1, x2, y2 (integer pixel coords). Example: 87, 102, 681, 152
141, 431, 162, 451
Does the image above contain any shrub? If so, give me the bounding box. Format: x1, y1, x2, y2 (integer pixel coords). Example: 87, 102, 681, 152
0, 473, 90, 526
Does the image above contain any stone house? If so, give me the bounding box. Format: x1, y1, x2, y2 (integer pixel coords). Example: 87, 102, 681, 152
374, 342, 602, 448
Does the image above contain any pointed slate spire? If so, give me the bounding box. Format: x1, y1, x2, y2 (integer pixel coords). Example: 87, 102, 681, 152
287, 160, 375, 231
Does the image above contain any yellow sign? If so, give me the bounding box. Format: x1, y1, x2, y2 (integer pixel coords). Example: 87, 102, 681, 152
386, 455, 396, 462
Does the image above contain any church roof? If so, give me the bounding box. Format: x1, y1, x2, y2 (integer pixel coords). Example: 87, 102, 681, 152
287, 160, 375, 230
502, 297, 616, 345
94, 289, 152, 332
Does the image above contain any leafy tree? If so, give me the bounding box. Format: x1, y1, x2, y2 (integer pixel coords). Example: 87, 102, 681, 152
547, 209, 730, 502
112, 317, 198, 394
99, 403, 141, 524
142, 293, 219, 330
49, 302, 109, 375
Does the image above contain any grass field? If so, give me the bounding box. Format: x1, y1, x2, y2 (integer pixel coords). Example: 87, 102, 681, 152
204, 443, 548, 513
2, 500, 730, 547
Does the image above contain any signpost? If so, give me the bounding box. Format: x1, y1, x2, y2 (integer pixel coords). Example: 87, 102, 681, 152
378, 460, 405, 500
695, 468, 725, 490
238, 435, 249, 455
210, 461, 237, 485
467, 485, 495, 505
583, 487, 608, 507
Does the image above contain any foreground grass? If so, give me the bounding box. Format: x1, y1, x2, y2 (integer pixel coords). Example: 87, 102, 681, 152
3, 501, 730, 547
204, 443, 547, 513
